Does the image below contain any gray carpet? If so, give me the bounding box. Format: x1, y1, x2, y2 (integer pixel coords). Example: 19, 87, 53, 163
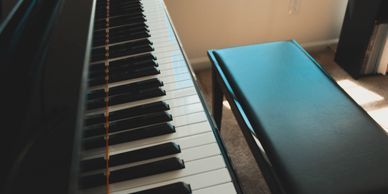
195, 48, 388, 194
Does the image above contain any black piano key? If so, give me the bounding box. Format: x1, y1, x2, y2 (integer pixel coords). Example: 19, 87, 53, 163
88, 63, 158, 80
131, 182, 192, 194
88, 78, 163, 99
88, 66, 159, 87
94, 30, 150, 46
91, 39, 153, 62
96, 0, 142, 10
89, 53, 156, 74
112, 157, 185, 183
86, 87, 165, 110
96, 6, 144, 20
96, 4, 143, 14
85, 101, 169, 126
88, 58, 157, 78
79, 157, 185, 189
83, 122, 175, 150
109, 122, 175, 145
95, 2, 143, 15
93, 26, 149, 46
94, 23, 148, 40
81, 142, 181, 172
94, 14, 146, 30
91, 39, 150, 60
88, 60, 159, 83
83, 111, 172, 137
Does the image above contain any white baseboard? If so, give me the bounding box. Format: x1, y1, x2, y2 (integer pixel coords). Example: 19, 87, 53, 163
301, 38, 339, 52
189, 39, 339, 72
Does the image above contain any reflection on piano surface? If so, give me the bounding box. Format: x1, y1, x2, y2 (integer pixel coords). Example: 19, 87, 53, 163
0, 0, 241, 193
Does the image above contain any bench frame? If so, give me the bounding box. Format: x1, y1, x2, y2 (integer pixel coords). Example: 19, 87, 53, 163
208, 49, 286, 194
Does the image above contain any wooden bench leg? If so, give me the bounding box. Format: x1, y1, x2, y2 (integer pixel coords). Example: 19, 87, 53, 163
212, 65, 223, 130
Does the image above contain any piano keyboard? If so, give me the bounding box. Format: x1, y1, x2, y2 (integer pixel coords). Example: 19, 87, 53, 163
79, 0, 238, 193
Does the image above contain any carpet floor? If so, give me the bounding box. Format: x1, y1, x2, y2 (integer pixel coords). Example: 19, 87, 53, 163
195, 48, 388, 194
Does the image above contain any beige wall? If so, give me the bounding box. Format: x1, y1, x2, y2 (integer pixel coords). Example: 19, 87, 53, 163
164, 0, 348, 70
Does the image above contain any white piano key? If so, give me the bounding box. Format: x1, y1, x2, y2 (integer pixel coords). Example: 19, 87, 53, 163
164, 95, 200, 108
161, 66, 188, 76
172, 111, 208, 127
158, 60, 186, 71
168, 102, 203, 117
157, 55, 184, 64
163, 79, 193, 91
180, 142, 221, 162
195, 182, 237, 194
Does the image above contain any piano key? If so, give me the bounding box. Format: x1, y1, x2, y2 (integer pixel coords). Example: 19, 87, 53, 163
90, 69, 182, 92
163, 79, 193, 91
82, 123, 214, 159
83, 111, 172, 137
84, 104, 208, 149
94, 22, 148, 37
93, 30, 150, 47
83, 123, 175, 150
195, 182, 237, 194
87, 87, 165, 110
86, 109, 203, 140
110, 168, 232, 194
92, 42, 180, 63
88, 71, 191, 91
111, 143, 222, 173
81, 142, 181, 172
86, 101, 201, 129
87, 87, 196, 114
94, 25, 148, 40
131, 182, 191, 194
87, 94, 200, 119
96, 5, 143, 19
87, 78, 163, 99
85, 142, 222, 179
172, 111, 208, 127
157, 61, 185, 71
85, 101, 169, 125
97, 0, 142, 10
104, 34, 179, 52
95, 11, 145, 25
82, 155, 225, 193
91, 39, 153, 62
156, 55, 184, 65
109, 130, 216, 158
169, 103, 203, 117
88, 66, 160, 87
89, 55, 157, 75
79, 157, 185, 189
94, 14, 146, 30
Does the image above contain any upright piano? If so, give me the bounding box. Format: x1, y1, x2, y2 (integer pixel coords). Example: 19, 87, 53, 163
0, 0, 241, 193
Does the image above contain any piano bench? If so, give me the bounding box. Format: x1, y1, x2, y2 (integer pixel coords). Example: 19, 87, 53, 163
208, 40, 388, 194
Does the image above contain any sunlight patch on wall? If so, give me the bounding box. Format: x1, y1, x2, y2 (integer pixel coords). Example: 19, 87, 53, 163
337, 79, 384, 105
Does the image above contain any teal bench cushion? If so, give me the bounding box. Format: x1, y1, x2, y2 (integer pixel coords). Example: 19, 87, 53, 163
211, 40, 388, 194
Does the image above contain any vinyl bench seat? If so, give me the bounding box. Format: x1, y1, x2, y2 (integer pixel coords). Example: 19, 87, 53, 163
208, 40, 388, 194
